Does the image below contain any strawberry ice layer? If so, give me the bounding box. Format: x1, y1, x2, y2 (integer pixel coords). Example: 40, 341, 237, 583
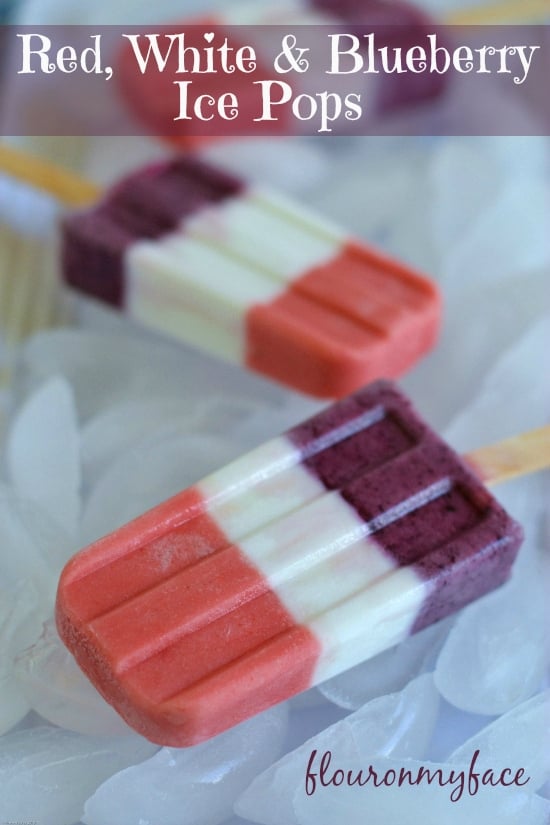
62, 157, 441, 398
56, 380, 522, 746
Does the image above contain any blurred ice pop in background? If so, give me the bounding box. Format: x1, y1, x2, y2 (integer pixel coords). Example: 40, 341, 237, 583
0, 144, 442, 398
8, 0, 550, 24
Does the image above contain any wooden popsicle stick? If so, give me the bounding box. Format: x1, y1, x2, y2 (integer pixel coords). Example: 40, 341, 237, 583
0, 143, 100, 208
464, 425, 550, 486
447, 0, 549, 25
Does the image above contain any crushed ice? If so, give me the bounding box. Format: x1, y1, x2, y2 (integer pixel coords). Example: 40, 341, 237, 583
235, 674, 440, 825
6, 376, 81, 537
0, 725, 157, 825
82, 704, 289, 825
15, 619, 134, 737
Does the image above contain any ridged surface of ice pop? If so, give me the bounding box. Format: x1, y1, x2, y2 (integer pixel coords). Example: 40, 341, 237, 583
56, 380, 522, 747
62, 158, 441, 398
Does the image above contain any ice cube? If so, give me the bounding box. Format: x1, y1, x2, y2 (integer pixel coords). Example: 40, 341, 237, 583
10, 490, 75, 577
0, 725, 156, 825
80, 394, 264, 491
432, 137, 550, 283
203, 138, 328, 193
80, 431, 246, 545
444, 317, 550, 453
441, 180, 549, 286
235, 674, 439, 825
82, 704, 288, 825
402, 275, 549, 433
434, 564, 548, 715
81, 397, 202, 486
15, 619, 133, 737
6, 376, 81, 536
448, 689, 550, 792
431, 138, 504, 255
311, 138, 436, 273
0, 582, 45, 735
0, 486, 58, 599
19, 327, 288, 424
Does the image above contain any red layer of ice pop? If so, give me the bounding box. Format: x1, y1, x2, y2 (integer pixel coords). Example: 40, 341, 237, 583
56, 381, 522, 746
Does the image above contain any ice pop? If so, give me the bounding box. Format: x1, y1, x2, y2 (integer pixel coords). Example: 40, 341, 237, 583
117, 0, 444, 146
56, 379, 526, 747
62, 155, 441, 398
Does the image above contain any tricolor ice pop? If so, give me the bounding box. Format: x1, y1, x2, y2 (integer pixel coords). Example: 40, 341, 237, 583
56, 380, 526, 747
62, 156, 440, 398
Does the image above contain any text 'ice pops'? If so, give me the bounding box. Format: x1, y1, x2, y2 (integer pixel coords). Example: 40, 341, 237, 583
56, 380, 524, 747
62, 156, 441, 399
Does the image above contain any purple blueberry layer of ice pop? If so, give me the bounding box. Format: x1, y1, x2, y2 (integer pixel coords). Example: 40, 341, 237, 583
62, 157, 243, 307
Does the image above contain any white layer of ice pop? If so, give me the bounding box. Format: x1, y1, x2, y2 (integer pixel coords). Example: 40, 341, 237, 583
184, 190, 342, 280
239, 489, 396, 620
124, 294, 243, 362
125, 236, 270, 361
199, 436, 325, 537
311, 567, 427, 682
204, 451, 426, 685
124, 192, 345, 363
124, 192, 344, 363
